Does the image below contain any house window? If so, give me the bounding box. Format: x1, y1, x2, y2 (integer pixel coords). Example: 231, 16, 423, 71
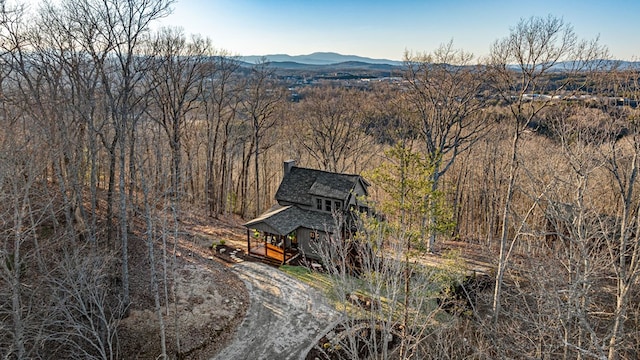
334, 200, 342, 211
325, 199, 332, 212
316, 198, 323, 210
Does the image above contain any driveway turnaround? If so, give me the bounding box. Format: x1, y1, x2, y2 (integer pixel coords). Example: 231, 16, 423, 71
212, 262, 339, 360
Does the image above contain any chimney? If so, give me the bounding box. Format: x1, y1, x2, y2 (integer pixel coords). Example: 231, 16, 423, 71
284, 160, 296, 176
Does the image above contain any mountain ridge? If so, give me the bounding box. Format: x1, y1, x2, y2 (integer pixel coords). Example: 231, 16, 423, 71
238, 53, 640, 74
240, 52, 403, 66
241, 52, 640, 69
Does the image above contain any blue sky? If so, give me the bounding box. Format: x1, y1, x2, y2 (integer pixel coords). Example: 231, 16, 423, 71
159, 0, 638, 61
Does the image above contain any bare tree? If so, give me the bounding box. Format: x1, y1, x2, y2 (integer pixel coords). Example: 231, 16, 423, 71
47, 248, 124, 360
487, 15, 607, 322
241, 59, 284, 216
514, 106, 613, 359
404, 41, 489, 252
598, 66, 640, 359
147, 27, 209, 200
313, 212, 449, 360
139, 152, 168, 359
201, 52, 242, 217
293, 85, 376, 173
0, 119, 40, 360
84, 0, 173, 309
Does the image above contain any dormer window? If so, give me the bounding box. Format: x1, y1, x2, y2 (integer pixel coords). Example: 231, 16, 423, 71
315, 197, 344, 212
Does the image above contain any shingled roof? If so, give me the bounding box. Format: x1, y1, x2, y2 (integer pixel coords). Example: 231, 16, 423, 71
275, 166, 367, 206
244, 164, 370, 237
243, 204, 337, 235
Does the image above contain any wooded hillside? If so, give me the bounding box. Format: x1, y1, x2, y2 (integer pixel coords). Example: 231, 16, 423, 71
0, 1, 638, 358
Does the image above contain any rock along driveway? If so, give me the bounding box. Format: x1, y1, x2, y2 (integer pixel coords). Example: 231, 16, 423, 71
212, 262, 339, 360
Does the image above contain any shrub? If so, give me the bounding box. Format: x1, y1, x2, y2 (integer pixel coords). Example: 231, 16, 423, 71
211, 239, 227, 250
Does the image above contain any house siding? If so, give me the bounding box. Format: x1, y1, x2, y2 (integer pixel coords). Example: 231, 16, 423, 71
348, 181, 367, 207
297, 227, 330, 260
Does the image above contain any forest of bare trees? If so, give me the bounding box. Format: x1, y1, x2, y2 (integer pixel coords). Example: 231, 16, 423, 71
0, 0, 639, 358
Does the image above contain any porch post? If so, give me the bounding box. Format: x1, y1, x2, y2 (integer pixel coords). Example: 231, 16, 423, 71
246, 229, 250, 255
284, 235, 288, 264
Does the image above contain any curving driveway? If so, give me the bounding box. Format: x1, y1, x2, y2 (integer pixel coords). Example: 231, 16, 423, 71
212, 262, 339, 360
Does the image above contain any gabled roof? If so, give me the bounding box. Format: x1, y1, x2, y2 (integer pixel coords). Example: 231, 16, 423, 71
275, 166, 368, 206
243, 204, 338, 235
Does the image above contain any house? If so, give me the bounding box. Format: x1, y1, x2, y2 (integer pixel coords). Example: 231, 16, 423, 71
244, 160, 370, 264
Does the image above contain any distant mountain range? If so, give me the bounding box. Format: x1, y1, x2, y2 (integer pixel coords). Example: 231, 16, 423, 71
240, 52, 403, 66
239, 52, 639, 74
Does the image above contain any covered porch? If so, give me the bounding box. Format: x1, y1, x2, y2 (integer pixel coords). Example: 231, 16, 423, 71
244, 205, 300, 265
247, 231, 298, 264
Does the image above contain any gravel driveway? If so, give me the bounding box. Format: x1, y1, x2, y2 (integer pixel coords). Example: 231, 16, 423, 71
212, 262, 339, 360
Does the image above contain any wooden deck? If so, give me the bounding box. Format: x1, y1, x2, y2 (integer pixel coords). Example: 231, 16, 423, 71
249, 243, 297, 264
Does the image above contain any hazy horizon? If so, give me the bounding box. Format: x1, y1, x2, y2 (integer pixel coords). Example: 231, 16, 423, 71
157, 0, 640, 61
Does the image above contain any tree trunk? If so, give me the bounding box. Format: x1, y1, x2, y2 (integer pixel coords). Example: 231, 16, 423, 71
493, 125, 519, 323
119, 119, 130, 310
254, 122, 261, 217
106, 137, 118, 246
141, 170, 167, 359
11, 204, 26, 359
608, 145, 639, 359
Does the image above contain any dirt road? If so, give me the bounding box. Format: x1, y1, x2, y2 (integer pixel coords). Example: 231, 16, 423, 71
212, 262, 339, 360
